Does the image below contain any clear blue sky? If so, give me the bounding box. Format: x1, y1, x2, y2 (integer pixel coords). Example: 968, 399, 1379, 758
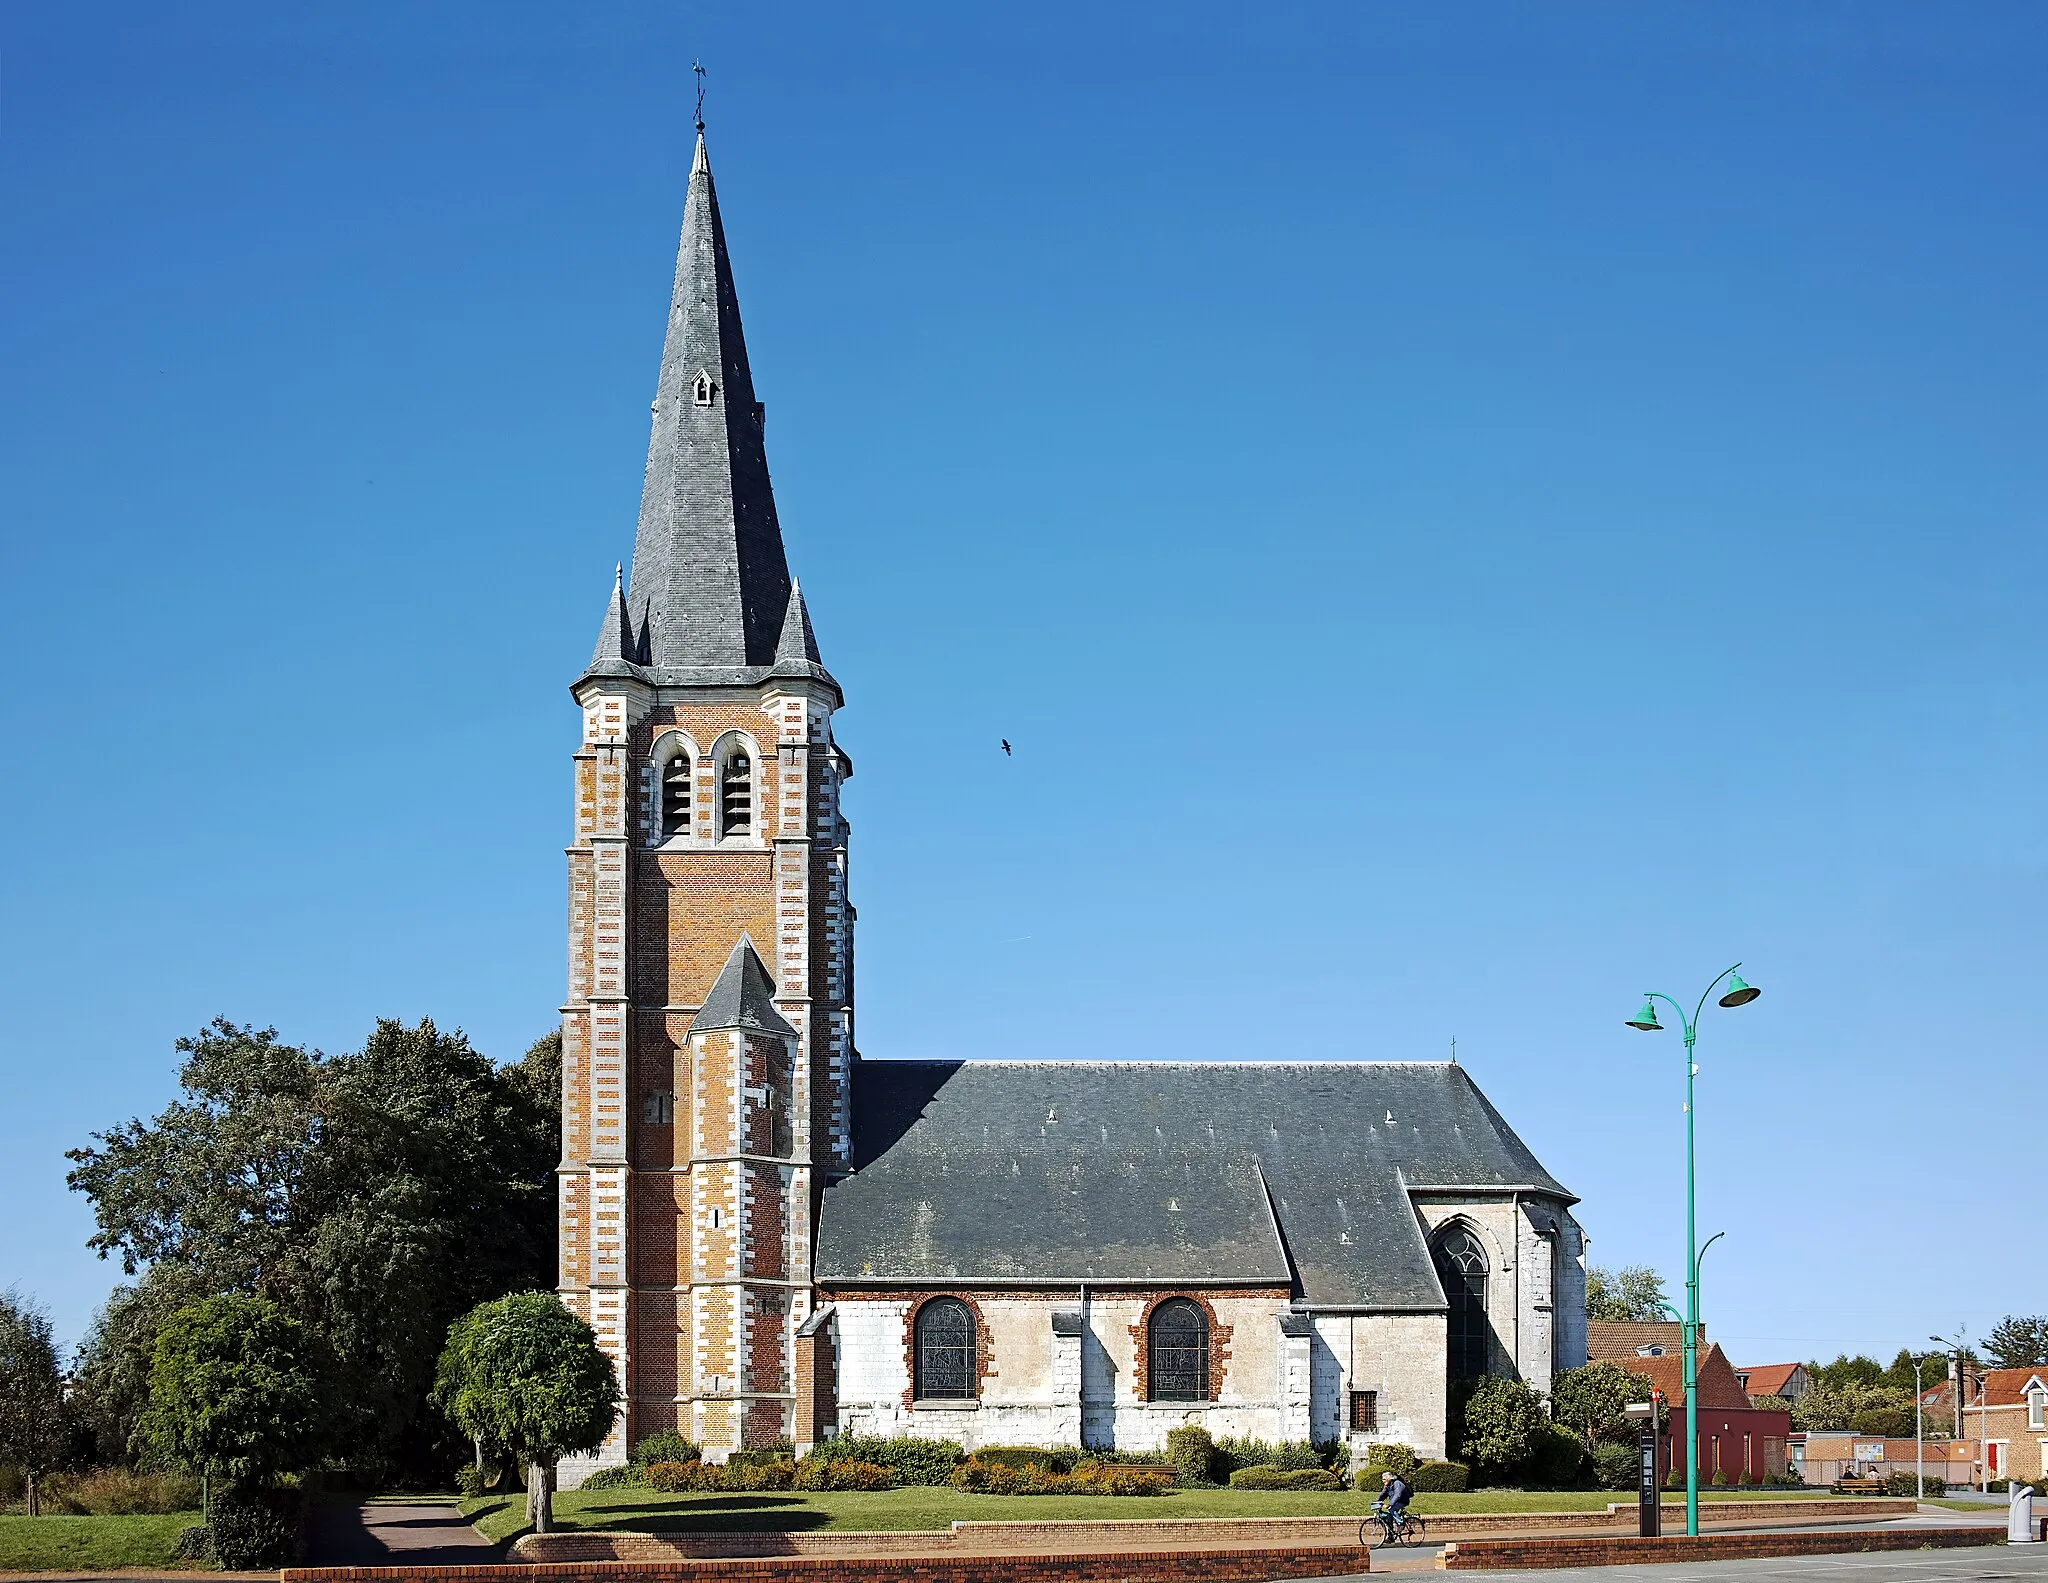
5, 3, 2044, 1365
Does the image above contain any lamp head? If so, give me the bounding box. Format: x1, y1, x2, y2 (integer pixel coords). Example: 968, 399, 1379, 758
1626, 1000, 1663, 1032
1718, 973, 1761, 1008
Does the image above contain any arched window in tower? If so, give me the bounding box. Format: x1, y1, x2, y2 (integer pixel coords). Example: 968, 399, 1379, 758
721, 750, 753, 835
692, 369, 715, 406
1147, 1298, 1210, 1402
914, 1297, 976, 1400
1432, 1225, 1492, 1384
660, 752, 693, 839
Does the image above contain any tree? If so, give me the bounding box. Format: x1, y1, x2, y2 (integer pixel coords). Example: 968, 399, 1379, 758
0, 1291, 72, 1516
1791, 1380, 1915, 1434
69, 1267, 212, 1468
1586, 1265, 1671, 1323
141, 1295, 327, 1502
1452, 1376, 1550, 1481
68, 1016, 559, 1476
1551, 1362, 1653, 1452
1986, 1316, 2048, 1370
433, 1292, 618, 1533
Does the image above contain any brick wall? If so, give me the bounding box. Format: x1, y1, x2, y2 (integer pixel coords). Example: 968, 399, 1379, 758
1439, 1527, 1998, 1571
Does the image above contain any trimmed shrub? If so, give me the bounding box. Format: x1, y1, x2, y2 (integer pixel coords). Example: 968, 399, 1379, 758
1228, 1467, 1344, 1491
952, 1457, 1172, 1496
1525, 1423, 1591, 1489
1883, 1470, 1944, 1497
813, 1435, 962, 1486
728, 1442, 796, 1470
1165, 1425, 1219, 1486
793, 1458, 894, 1492
632, 1431, 703, 1466
1593, 1441, 1637, 1491
208, 1485, 306, 1569
1067, 1462, 1173, 1496
1361, 1443, 1421, 1480
973, 1445, 1071, 1473
1214, 1436, 1327, 1476
645, 1459, 719, 1493
1710, 1467, 1730, 1486
1410, 1459, 1470, 1493
173, 1525, 213, 1564
1077, 1449, 1173, 1468
576, 1463, 645, 1491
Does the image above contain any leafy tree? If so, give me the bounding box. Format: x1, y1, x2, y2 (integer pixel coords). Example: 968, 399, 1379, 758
69, 1267, 212, 1468
0, 1291, 72, 1516
1807, 1354, 1885, 1391
433, 1292, 618, 1533
141, 1295, 326, 1506
68, 1016, 559, 1476
1551, 1362, 1652, 1452
1791, 1380, 1915, 1433
1986, 1316, 2048, 1370
1452, 1376, 1549, 1481
1586, 1265, 1670, 1323
1882, 1348, 1951, 1394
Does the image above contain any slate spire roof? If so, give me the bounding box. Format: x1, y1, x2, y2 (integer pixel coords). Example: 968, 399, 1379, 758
587, 563, 638, 674
581, 130, 835, 698
688, 935, 797, 1039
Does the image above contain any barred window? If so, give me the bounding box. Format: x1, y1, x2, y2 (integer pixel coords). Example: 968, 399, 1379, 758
1148, 1298, 1210, 1402
1349, 1389, 1379, 1432
661, 753, 693, 838
722, 751, 753, 835
915, 1298, 976, 1400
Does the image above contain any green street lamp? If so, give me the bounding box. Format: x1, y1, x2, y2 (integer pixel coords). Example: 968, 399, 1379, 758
1625, 963, 1761, 1537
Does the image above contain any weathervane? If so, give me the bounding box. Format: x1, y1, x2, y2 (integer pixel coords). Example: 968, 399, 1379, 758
693, 58, 707, 132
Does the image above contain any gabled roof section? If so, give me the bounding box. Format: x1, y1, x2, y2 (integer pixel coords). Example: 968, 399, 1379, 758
1622, 1344, 1756, 1412
687, 936, 796, 1039
1738, 1362, 1808, 1397
816, 1060, 1573, 1307
615, 132, 796, 681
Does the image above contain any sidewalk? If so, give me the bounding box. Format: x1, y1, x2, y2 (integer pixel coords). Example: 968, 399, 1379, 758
302, 1498, 500, 1567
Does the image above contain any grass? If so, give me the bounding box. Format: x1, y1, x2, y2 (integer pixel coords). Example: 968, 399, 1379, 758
0, 1512, 202, 1572
461, 1484, 1838, 1544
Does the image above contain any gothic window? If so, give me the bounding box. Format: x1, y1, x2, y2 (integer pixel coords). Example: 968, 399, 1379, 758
1433, 1226, 1491, 1384
915, 1297, 976, 1400
693, 369, 715, 406
1147, 1298, 1210, 1402
661, 752, 693, 839
721, 750, 753, 835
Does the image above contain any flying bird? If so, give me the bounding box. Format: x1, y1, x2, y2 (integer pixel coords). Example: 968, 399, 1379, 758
1001, 740, 1011, 756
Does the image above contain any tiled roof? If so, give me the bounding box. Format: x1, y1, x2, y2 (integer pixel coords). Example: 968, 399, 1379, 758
816, 1059, 1575, 1307
1738, 1362, 1805, 1396
1588, 1321, 1689, 1363
1614, 1343, 1755, 1411
1966, 1368, 2048, 1408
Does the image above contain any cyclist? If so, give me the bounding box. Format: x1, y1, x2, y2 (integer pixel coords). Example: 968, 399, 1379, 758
1373, 1468, 1413, 1532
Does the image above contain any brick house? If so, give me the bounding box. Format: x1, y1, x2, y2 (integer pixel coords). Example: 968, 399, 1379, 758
555, 120, 1588, 1482
1615, 1345, 1792, 1483
1959, 1369, 2048, 1485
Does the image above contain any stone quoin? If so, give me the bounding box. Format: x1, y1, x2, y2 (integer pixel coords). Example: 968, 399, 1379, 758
555, 118, 1587, 1482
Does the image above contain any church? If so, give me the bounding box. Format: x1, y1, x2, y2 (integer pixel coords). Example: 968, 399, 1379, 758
557, 124, 1587, 1483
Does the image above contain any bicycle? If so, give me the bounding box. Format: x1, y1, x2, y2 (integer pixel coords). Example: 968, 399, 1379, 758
1362, 1507, 1427, 1547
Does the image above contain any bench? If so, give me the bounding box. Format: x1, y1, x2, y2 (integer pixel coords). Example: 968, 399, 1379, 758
1832, 1477, 1887, 1495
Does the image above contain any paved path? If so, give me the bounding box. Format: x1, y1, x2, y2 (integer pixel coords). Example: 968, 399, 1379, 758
302, 1499, 501, 1566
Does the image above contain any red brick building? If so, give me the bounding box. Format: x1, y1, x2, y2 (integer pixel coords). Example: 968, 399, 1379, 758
1623, 1344, 1793, 1483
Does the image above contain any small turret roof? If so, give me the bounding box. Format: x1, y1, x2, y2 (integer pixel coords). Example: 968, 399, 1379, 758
688, 936, 796, 1039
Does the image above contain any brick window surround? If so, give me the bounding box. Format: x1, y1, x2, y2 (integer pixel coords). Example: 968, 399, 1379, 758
1129, 1293, 1232, 1404
902, 1294, 996, 1410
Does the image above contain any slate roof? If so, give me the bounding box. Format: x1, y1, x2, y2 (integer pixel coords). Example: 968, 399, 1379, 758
815, 1060, 1574, 1309
581, 133, 837, 701
688, 937, 796, 1039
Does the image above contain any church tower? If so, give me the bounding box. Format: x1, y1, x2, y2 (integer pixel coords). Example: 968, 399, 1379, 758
560, 128, 852, 1469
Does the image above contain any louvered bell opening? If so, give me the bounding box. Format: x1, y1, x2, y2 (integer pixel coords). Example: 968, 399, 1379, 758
661, 756, 693, 838
722, 753, 752, 835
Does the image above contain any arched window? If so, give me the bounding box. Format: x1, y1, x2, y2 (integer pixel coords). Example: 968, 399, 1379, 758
660, 752, 693, 839
721, 749, 753, 835
914, 1298, 976, 1400
1433, 1226, 1491, 1384
1147, 1298, 1210, 1402
693, 369, 715, 406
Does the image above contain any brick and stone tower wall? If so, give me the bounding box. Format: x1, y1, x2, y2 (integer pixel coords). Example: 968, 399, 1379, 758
556, 126, 853, 1474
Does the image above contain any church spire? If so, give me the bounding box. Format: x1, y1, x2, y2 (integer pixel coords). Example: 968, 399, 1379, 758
624, 130, 791, 674
588, 562, 638, 672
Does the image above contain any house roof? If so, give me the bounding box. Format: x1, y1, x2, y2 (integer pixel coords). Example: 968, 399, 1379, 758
814, 1059, 1574, 1308
1966, 1368, 2048, 1409
1738, 1363, 1807, 1396
1612, 1344, 1755, 1411
1588, 1320, 1694, 1364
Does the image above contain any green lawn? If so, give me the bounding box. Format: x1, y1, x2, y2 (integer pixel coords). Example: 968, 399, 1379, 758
0, 1512, 202, 1572
463, 1484, 1836, 1544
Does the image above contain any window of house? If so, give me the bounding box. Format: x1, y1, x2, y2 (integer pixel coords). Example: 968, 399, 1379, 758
641, 1090, 674, 1125
1349, 1390, 1380, 1432
2031, 1391, 2045, 1431
661, 752, 693, 839
1148, 1298, 1210, 1402
914, 1297, 976, 1400
722, 750, 753, 835
1432, 1227, 1491, 1384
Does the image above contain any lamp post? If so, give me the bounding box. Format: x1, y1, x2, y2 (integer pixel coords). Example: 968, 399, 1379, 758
1626, 963, 1761, 1537
1931, 1334, 1972, 1485
1914, 1355, 1924, 1501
